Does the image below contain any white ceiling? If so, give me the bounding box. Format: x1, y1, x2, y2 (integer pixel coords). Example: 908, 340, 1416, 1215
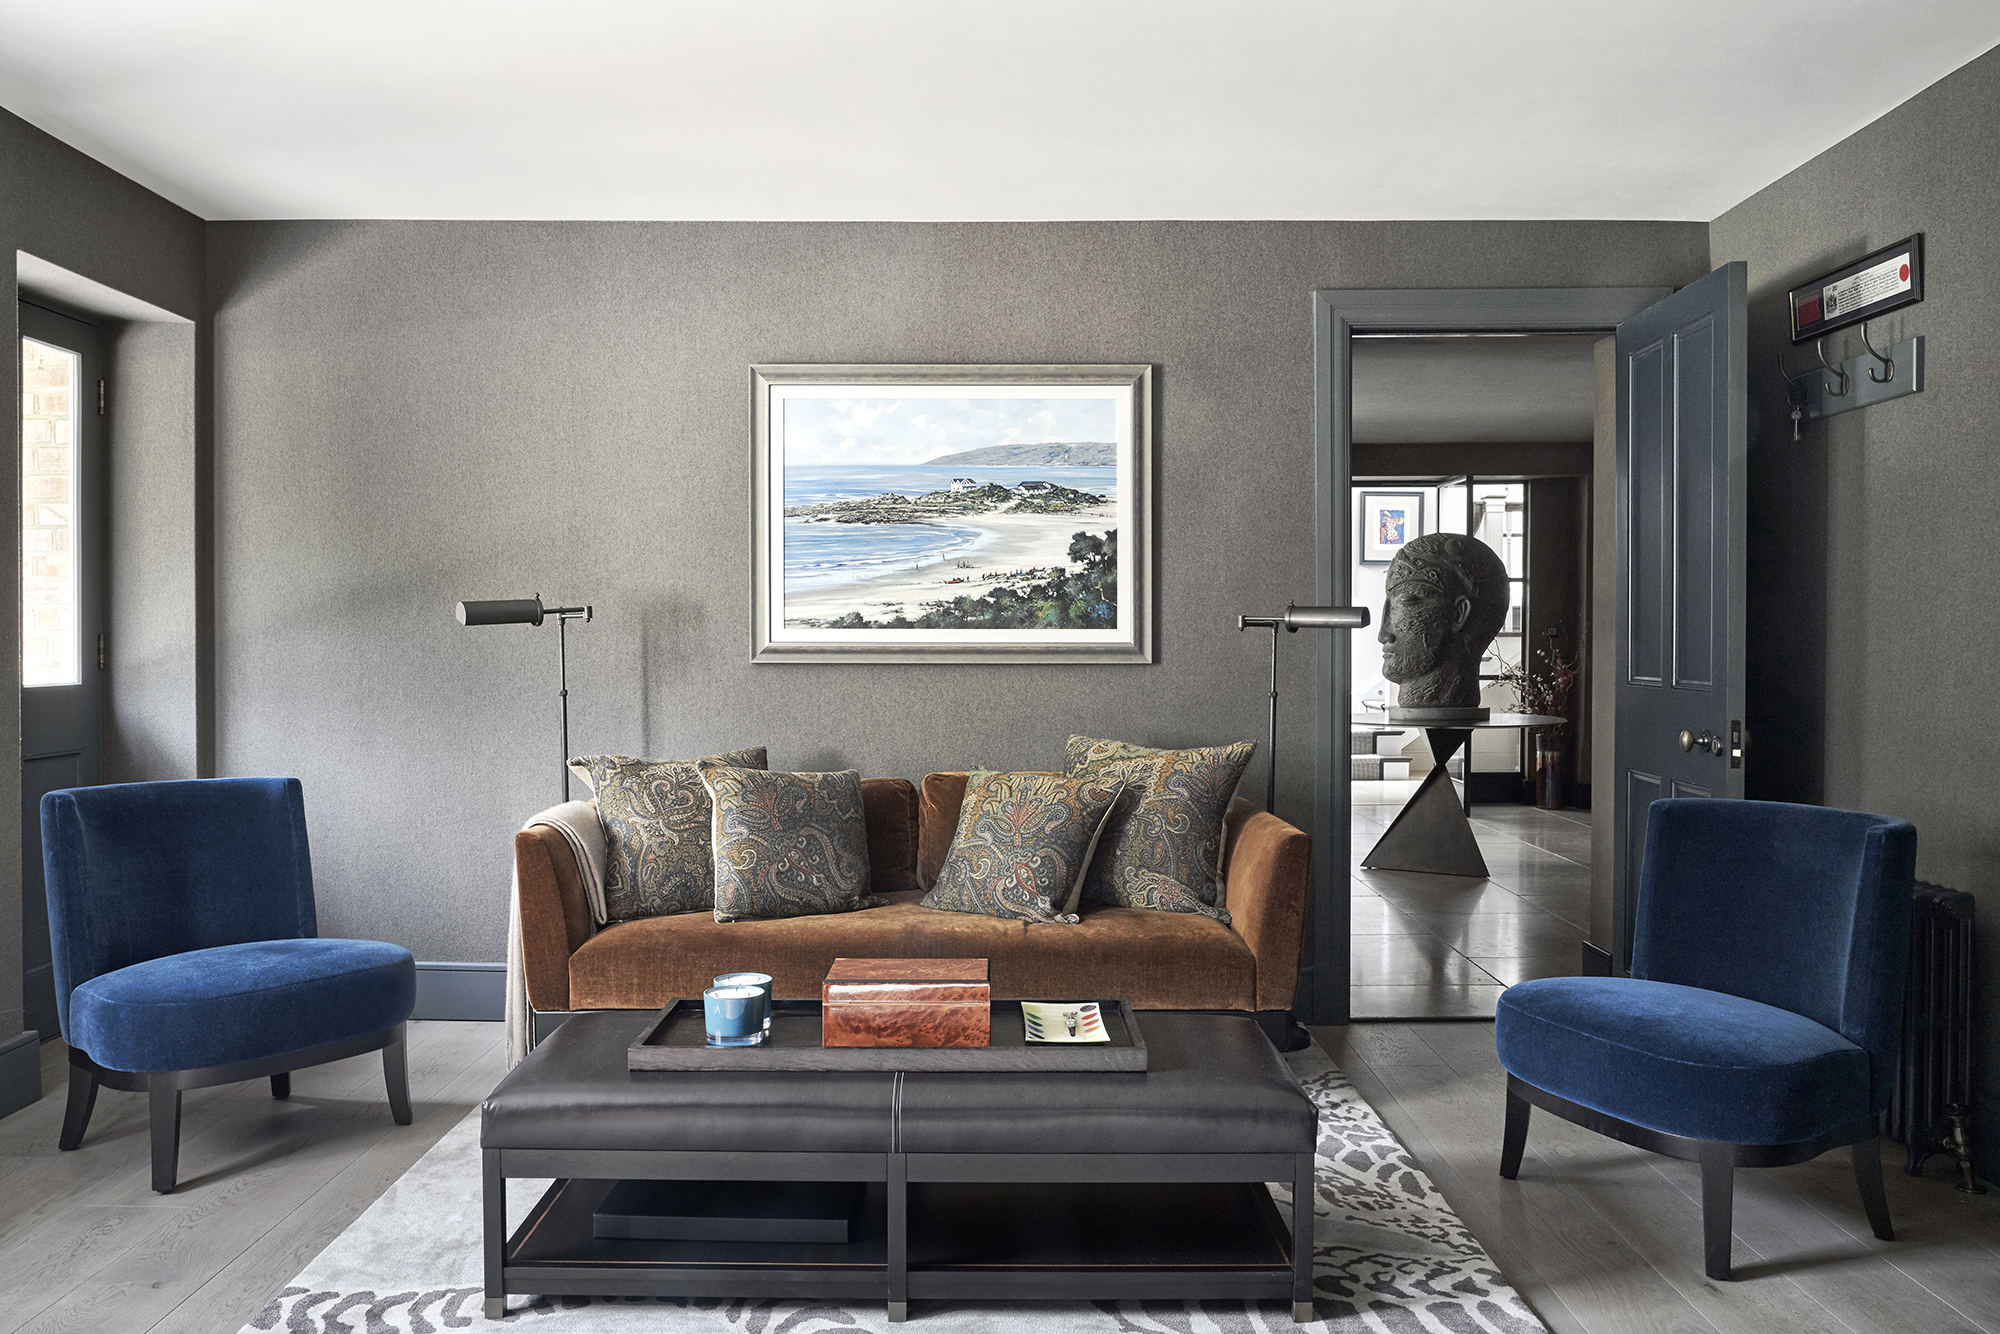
0, 2, 1995, 222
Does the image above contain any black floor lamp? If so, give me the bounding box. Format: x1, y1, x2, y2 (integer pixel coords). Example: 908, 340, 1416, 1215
455, 594, 594, 802
1236, 603, 1370, 812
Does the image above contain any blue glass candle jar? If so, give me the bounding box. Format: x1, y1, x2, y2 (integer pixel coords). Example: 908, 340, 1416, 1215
714, 971, 774, 1034
703, 986, 765, 1047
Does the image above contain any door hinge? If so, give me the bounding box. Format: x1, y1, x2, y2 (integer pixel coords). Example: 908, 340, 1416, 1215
97, 632, 106, 672
97, 379, 105, 416
1729, 719, 1743, 769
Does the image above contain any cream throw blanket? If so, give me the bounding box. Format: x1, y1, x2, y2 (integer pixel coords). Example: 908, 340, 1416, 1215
504, 800, 606, 1067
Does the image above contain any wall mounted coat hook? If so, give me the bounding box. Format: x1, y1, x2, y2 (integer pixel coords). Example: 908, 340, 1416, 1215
1860, 321, 1895, 383
1815, 337, 1850, 396
1785, 332, 1926, 431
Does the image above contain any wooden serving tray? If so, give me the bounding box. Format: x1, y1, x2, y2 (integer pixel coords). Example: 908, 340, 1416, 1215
628, 998, 1147, 1073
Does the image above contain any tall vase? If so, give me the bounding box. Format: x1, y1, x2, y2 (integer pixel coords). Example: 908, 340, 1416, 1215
1534, 728, 1566, 810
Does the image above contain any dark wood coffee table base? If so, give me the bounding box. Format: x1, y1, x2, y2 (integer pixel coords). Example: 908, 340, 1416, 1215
484, 1147, 1314, 1321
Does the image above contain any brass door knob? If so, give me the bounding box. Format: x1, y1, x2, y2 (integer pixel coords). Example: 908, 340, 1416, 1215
1679, 730, 1723, 755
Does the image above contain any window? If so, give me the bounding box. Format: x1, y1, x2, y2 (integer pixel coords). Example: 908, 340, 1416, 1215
21, 334, 80, 687
1471, 484, 1527, 681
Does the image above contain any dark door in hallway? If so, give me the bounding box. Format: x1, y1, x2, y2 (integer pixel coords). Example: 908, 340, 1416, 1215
1612, 263, 1747, 969
19, 300, 106, 1041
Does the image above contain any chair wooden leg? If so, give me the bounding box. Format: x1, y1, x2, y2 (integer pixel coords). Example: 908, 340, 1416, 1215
270, 1072, 290, 1099
383, 1028, 412, 1125
1500, 1080, 1531, 1179
58, 1059, 99, 1151
1698, 1141, 1735, 1280
1853, 1135, 1894, 1241
149, 1084, 183, 1194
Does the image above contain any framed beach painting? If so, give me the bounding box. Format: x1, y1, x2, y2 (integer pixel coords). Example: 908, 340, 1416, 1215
1359, 491, 1425, 565
750, 364, 1153, 663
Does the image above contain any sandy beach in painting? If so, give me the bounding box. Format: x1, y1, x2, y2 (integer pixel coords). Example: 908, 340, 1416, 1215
784, 501, 1116, 624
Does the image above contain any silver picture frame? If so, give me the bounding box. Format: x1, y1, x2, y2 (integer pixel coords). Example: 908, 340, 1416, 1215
1359, 490, 1426, 565
750, 363, 1153, 664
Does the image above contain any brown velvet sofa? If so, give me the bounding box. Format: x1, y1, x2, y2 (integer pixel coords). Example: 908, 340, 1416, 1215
515, 772, 1312, 1031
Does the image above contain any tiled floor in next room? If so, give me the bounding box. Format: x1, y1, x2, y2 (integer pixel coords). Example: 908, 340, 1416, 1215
1350, 779, 1591, 1019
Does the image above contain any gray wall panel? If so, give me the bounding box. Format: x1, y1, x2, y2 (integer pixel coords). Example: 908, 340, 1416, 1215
1, 109, 203, 1067
105, 320, 199, 783
1589, 336, 1617, 951
1710, 43, 2000, 1170
203, 219, 1709, 962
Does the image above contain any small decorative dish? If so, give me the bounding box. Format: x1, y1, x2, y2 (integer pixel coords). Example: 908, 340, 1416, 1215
1021, 1000, 1110, 1043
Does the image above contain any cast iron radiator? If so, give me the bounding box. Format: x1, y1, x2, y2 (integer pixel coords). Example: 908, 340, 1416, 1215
1885, 882, 1981, 1190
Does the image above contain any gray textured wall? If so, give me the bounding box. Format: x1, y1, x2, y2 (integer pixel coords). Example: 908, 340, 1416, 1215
1, 109, 203, 1054
1710, 43, 2000, 1166
105, 320, 199, 783
205, 220, 1708, 964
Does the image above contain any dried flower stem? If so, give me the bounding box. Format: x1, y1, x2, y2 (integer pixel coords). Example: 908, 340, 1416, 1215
1497, 647, 1579, 734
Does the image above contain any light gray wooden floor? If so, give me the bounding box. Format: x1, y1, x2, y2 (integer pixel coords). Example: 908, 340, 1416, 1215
1316, 1020, 2000, 1334
0, 1020, 505, 1334
4, 1018, 1994, 1333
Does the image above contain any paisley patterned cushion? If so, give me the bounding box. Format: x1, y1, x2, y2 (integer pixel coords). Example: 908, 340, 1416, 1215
568, 748, 767, 921
1105, 867, 1232, 925
1065, 734, 1255, 917
697, 764, 883, 923
919, 771, 1123, 923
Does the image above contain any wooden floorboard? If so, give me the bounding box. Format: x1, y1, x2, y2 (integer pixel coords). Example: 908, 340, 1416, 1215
1320, 1024, 1598, 1334
4, 1018, 1994, 1333
1423, 1023, 1996, 1334
1363, 1047, 1730, 1334
146, 1028, 507, 1334
0, 1020, 504, 1334
1314, 1021, 2000, 1334
1412, 1023, 1993, 1334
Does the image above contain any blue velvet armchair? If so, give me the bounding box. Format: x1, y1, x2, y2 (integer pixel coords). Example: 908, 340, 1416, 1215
1495, 798, 1915, 1280
43, 777, 416, 1193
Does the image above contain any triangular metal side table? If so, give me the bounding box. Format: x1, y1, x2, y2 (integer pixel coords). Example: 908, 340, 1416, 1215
1361, 727, 1488, 878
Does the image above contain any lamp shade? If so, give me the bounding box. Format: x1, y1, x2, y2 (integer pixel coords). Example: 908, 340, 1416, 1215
456, 597, 544, 627
1234, 602, 1371, 814
452, 594, 593, 803
1284, 605, 1369, 631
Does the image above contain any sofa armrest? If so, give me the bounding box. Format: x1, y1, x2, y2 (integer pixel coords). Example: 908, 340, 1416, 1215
515, 826, 595, 1012
1221, 797, 1312, 1012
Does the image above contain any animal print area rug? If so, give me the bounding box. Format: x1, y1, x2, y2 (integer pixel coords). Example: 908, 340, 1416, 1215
242, 1044, 1544, 1334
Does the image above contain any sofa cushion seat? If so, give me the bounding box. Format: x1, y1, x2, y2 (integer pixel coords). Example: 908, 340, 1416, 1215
567, 895, 1257, 1011
1495, 976, 1873, 1145
68, 937, 417, 1074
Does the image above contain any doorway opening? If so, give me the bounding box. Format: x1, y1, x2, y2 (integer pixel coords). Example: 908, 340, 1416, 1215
1307, 279, 1744, 1028
19, 297, 106, 1045
1344, 334, 1599, 1019
1303, 287, 1673, 1028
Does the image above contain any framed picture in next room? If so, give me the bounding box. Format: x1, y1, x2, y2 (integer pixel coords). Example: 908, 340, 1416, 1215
749, 364, 1153, 664
1360, 491, 1426, 565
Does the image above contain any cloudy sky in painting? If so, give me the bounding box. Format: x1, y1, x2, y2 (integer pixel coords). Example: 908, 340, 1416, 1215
781, 396, 1115, 465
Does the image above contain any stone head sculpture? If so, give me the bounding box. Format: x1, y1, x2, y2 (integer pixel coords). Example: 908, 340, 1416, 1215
1378, 532, 1510, 716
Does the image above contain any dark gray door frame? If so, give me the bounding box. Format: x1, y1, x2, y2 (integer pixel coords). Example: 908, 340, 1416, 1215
1306, 287, 1670, 1025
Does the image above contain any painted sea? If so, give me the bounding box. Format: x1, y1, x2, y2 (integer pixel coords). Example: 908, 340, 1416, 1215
783, 464, 1116, 591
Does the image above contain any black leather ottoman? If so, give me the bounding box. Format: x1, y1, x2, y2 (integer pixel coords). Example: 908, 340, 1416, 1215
482, 1010, 1318, 1322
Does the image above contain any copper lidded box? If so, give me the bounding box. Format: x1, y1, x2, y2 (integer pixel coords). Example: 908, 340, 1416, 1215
821, 957, 991, 1048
